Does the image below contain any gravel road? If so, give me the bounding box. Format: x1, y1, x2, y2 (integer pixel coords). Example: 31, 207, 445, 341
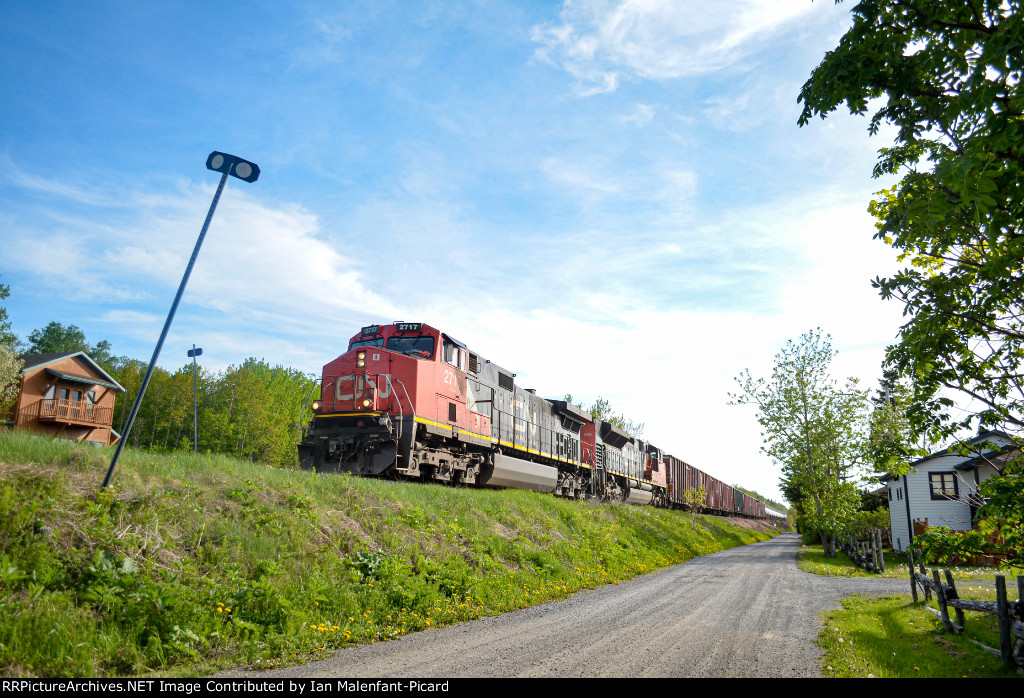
217, 532, 909, 678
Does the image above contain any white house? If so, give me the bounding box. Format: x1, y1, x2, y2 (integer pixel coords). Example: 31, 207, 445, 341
882, 430, 1017, 553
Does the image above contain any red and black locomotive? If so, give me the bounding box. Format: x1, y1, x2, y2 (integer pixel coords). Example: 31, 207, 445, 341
298, 321, 767, 518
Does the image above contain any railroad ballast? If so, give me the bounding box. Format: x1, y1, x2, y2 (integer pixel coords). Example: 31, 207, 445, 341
298, 321, 769, 519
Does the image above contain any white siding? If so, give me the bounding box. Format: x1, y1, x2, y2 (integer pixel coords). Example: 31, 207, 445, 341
887, 433, 1013, 552
887, 478, 911, 552
906, 455, 974, 533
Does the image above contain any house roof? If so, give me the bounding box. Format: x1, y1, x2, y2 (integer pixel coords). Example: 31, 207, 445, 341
879, 430, 1017, 481
20, 352, 79, 370
958, 441, 1021, 470
45, 368, 122, 391
18, 351, 126, 393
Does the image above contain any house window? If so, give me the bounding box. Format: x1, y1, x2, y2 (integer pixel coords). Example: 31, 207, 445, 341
929, 472, 959, 500
57, 387, 82, 401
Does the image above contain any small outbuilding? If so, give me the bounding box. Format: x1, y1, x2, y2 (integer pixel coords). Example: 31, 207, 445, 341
881, 430, 1017, 553
4, 352, 125, 446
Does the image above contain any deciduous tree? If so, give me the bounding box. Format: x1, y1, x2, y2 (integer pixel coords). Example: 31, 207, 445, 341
867, 366, 934, 478
800, 0, 1024, 565
731, 330, 867, 556
0, 282, 17, 350
681, 485, 706, 530
799, 0, 1024, 438
0, 344, 23, 417
584, 396, 645, 437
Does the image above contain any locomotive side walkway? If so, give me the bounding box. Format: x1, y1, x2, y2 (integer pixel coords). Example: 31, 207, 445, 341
218, 532, 907, 678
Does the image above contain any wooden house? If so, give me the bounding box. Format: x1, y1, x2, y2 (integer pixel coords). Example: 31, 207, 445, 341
4, 352, 125, 446
881, 430, 1017, 553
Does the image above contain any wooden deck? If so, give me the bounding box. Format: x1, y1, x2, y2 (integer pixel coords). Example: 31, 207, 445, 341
20, 398, 113, 427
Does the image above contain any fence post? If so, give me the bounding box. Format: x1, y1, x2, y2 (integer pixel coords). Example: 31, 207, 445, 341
876, 530, 885, 573
907, 545, 919, 603
1011, 573, 1019, 622
943, 569, 965, 631
920, 563, 932, 602
1017, 576, 1023, 625
932, 569, 953, 632
1017, 576, 1024, 667
996, 576, 1012, 669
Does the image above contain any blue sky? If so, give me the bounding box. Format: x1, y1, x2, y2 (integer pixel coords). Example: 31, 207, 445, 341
1, 1, 917, 503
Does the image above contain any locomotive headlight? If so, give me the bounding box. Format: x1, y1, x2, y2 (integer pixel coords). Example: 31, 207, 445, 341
362, 397, 372, 408
357, 351, 366, 368
311, 400, 321, 412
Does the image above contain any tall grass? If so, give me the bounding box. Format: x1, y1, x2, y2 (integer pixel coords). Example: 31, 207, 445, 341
0, 429, 777, 677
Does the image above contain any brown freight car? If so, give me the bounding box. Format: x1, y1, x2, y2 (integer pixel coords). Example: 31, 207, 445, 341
663, 453, 767, 518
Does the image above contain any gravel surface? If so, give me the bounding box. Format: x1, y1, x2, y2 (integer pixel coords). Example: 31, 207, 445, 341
217, 532, 909, 678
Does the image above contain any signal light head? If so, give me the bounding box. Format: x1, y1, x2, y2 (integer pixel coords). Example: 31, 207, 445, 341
204, 150, 260, 182
206, 151, 260, 183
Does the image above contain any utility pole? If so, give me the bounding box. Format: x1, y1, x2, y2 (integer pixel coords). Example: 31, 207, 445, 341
188, 345, 203, 453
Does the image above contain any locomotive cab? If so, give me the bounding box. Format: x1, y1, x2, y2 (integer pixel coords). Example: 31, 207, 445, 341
298, 322, 490, 481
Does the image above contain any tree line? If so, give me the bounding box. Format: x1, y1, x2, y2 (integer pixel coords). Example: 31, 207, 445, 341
0, 300, 315, 468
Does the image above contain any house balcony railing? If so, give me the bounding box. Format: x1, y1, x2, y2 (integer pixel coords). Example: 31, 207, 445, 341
20, 399, 113, 427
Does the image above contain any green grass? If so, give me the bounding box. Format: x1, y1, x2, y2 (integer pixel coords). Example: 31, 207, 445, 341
819, 595, 1021, 678
0, 429, 777, 677
799, 544, 1023, 678
797, 543, 910, 579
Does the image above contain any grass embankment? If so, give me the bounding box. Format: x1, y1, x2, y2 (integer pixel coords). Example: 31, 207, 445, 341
798, 544, 1023, 678
0, 430, 778, 677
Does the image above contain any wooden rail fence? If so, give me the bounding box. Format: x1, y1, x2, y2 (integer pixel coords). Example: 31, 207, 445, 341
837, 531, 885, 573
907, 547, 1024, 670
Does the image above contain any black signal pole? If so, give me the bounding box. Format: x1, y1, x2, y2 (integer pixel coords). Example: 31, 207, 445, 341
188, 344, 203, 453
101, 152, 259, 490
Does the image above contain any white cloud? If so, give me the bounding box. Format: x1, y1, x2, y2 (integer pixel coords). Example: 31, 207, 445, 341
399, 186, 906, 504
622, 103, 655, 125
3, 159, 127, 209
2, 173, 401, 366
540, 156, 622, 194
532, 0, 823, 95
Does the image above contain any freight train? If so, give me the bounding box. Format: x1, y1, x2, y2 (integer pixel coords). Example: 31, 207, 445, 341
297, 321, 770, 519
